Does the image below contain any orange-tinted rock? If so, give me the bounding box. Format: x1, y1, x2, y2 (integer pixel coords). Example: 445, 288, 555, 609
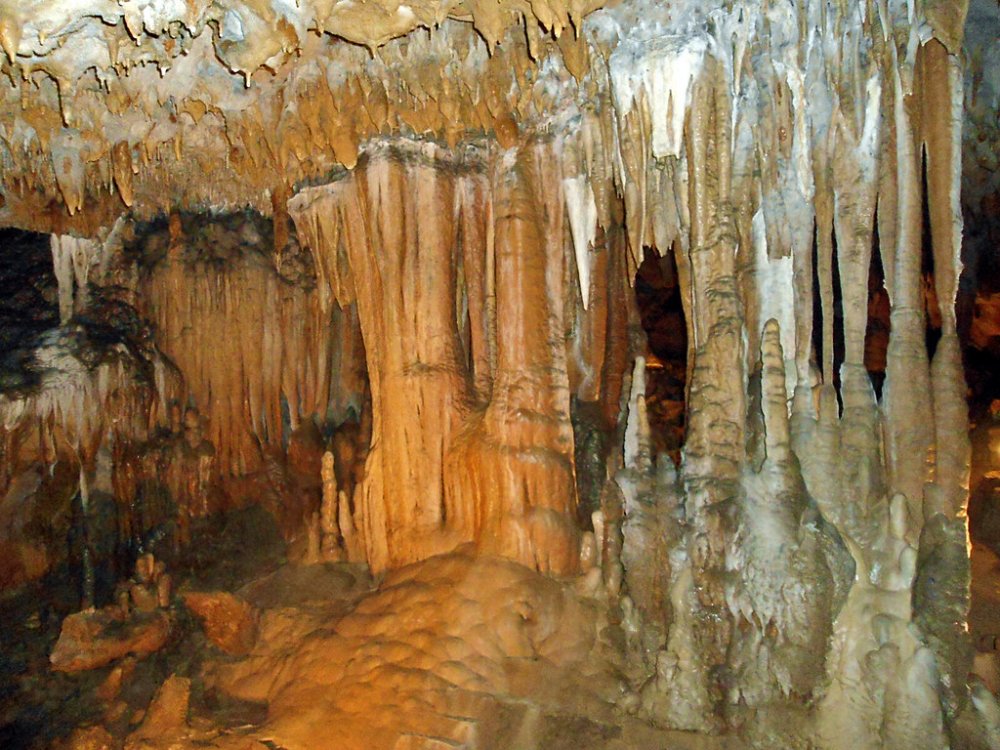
135, 554, 156, 584
287, 421, 324, 482
51, 725, 116, 750
157, 574, 173, 608
212, 553, 612, 750
97, 658, 136, 703
129, 675, 190, 739
971, 293, 1000, 352
50, 610, 171, 673
0, 541, 50, 591
130, 583, 159, 614
103, 700, 130, 726
182, 592, 258, 656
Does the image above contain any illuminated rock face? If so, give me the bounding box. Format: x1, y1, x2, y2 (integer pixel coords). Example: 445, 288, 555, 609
289, 142, 603, 575
1, 0, 997, 746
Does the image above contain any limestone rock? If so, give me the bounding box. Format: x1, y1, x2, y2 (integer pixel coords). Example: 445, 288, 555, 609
50, 609, 171, 673
96, 658, 136, 703
132, 676, 190, 738
182, 591, 258, 656
211, 553, 618, 750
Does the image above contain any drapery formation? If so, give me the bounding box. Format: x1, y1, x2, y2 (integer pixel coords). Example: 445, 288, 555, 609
136, 213, 366, 476
289, 140, 631, 574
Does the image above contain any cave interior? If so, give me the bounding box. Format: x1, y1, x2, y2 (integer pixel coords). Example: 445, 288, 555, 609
1, 0, 1000, 748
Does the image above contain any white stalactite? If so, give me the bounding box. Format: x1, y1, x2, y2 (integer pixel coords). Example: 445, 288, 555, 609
562, 174, 598, 310
50, 234, 100, 324
610, 35, 708, 160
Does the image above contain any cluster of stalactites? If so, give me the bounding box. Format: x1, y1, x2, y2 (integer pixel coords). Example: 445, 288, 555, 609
0, 352, 170, 477
135, 219, 366, 477
1, 0, 601, 87
0, 230, 179, 497
288, 137, 633, 574
0, 2, 601, 233
0, 0, 970, 245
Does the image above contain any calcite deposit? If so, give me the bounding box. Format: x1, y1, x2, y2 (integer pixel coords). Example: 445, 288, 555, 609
0, 0, 998, 748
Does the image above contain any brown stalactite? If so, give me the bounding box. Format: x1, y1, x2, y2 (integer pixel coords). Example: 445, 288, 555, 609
919, 39, 971, 507
458, 177, 496, 403
553, 155, 632, 431
595, 220, 634, 429
911, 39, 974, 723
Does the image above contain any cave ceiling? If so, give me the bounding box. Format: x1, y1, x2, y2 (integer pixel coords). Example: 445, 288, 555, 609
0, 0, 612, 232
0, 0, 976, 237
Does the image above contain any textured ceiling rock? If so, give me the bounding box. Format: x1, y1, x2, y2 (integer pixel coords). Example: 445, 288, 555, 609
0, 0, 606, 231
0, 0, 980, 247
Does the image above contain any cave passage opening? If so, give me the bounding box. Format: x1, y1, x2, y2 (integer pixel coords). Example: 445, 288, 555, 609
633, 246, 688, 466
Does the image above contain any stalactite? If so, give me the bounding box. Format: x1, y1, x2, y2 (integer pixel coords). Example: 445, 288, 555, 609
832, 76, 881, 374
594, 209, 635, 432
458, 173, 496, 403
913, 38, 975, 723
136, 214, 353, 477
883, 46, 934, 526
920, 40, 971, 509
566, 216, 632, 419
50, 234, 99, 324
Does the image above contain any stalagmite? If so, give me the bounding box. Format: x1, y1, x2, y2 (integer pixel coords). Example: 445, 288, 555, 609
320, 450, 342, 562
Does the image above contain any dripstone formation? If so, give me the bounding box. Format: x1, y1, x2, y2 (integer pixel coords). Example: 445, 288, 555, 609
1, 0, 998, 748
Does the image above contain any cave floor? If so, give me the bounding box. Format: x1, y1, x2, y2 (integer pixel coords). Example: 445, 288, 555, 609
0, 506, 287, 750
0, 506, 739, 750
4, 520, 1000, 750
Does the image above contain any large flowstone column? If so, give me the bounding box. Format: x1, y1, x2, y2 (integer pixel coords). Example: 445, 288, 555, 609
290, 140, 586, 575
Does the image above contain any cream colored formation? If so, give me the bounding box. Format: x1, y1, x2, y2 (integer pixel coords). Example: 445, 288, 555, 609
0, 0, 996, 746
